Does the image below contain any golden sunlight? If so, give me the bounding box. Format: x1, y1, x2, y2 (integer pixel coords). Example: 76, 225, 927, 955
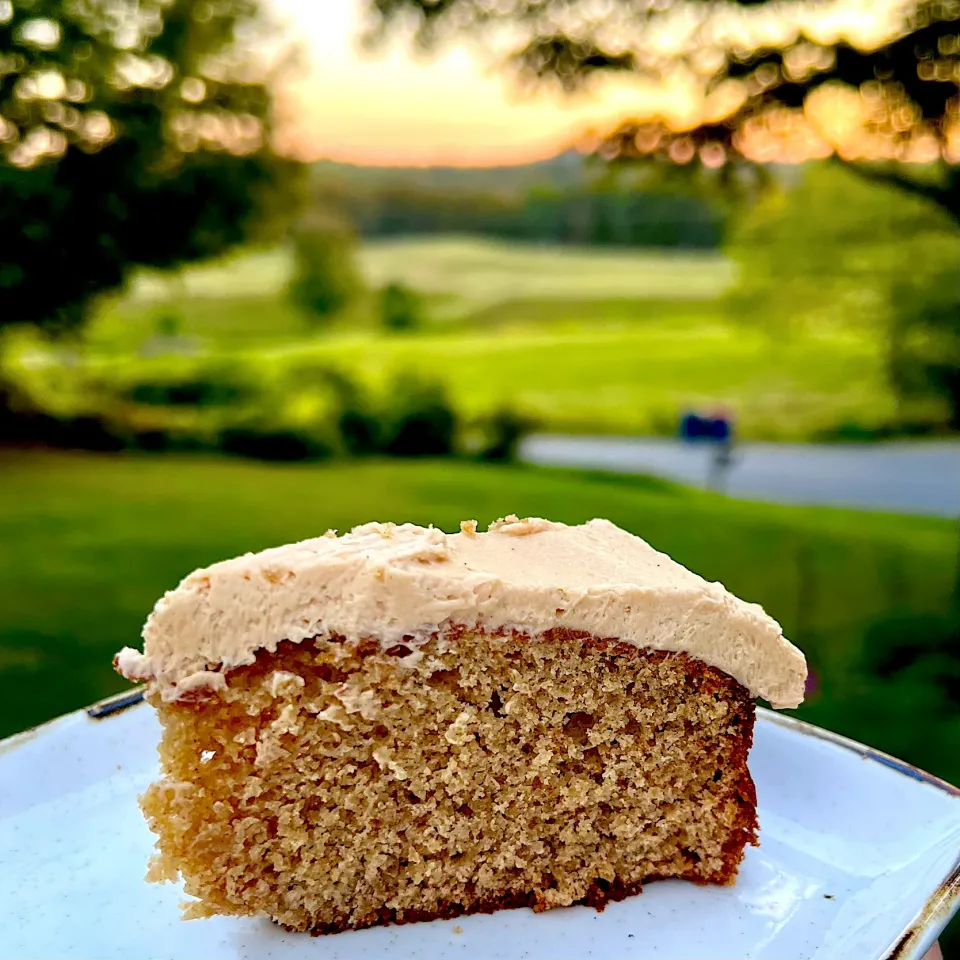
269, 0, 920, 166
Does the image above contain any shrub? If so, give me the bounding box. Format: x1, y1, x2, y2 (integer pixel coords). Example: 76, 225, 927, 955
3, 351, 468, 464
381, 377, 457, 457
219, 423, 333, 462
864, 608, 960, 696
132, 429, 171, 452
58, 415, 126, 452
128, 425, 221, 453
287, 213, 362, 326
889, 263, 960, 430
338, 403, 381, 456
0, 369, 127, 451
122, 359, 259, 409
13, 413, 127, 453
471, 407, 531, 462
380, 281, 420, 332
283, 361, 381, 456
154, 313, 182, 339
0, 376, 47, 444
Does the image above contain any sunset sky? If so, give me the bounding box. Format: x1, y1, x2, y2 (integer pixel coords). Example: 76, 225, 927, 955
270, 0, 902, 167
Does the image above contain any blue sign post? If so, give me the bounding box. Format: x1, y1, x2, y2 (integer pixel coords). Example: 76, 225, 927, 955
679, 408, 734, 492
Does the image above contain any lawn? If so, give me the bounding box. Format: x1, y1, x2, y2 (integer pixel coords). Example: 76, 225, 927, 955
1, 451, 956, 794
26, 235, 896, 441
84, 239, 733, 352
267, 315, 891, 439
105, 237, 734, 330
75, 310, 892, 439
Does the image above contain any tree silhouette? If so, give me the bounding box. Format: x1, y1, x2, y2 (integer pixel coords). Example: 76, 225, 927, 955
0, 0, 301, 336
364, 0, 960, 222
287, 211, 363, 325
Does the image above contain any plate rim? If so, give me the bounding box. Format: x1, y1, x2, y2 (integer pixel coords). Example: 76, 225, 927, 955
3, 693, 959, 959
758, 706, 960, 959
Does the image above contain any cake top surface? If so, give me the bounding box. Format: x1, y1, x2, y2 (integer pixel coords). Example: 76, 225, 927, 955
115, 516, 807, 708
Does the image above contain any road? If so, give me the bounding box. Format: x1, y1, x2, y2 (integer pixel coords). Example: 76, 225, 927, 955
519, 435, 960, 517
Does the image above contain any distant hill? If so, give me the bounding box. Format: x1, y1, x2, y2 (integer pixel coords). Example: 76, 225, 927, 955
311, 149, 590, 197
312, 152, 805, 198
309, 149, 728, 250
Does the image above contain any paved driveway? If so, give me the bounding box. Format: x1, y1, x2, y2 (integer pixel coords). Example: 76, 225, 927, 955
520, 435, 960, 517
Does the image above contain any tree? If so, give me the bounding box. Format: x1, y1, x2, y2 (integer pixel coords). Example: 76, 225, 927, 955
889, 262, 960, 430
287, 211, 362, 325
380, 281, 420, 331
728, 161, 957, 336
725, 161, 960, 428
364, 0, 960, 223
0, 0, 301, 338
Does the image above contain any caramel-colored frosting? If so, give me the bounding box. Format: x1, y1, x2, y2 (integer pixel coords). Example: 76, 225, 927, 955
115, 516, 806, 708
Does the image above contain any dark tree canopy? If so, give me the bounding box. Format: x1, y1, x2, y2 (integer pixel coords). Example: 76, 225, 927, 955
365, 0, 960, 220
1, 0, 300, 335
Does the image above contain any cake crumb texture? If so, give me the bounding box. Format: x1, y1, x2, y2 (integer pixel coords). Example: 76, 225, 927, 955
142, 629, 757, 934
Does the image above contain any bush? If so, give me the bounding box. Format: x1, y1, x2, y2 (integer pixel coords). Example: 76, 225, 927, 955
0, 376, 46, 444
864, 608, 960, 696
380, 281, 420, 332
726, 161, 958, 343
128, 377, 249, 408
287, 213, 362, 326
58, 415, 126, 452
3, 352, 468, 463
127, 425, 222, 453
382, 377, 457, 457
13, 413, 126, 453
280, 365, 457, 458
132, 429, 171, 452
337, 402, 381, 456
0, 370, 126, 451
124, 361, 257, 409
154, 313, 182, 339
889, 263, 960, 430
470, 407, 531, 462
219, 423, 333, 462
283, 361, 381, 456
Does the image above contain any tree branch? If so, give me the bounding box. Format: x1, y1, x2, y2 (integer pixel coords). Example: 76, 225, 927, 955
832, 156, 957, 223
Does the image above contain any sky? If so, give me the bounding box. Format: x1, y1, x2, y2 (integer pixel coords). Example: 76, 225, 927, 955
270, 0, 903, 168
270, 0, 698, 167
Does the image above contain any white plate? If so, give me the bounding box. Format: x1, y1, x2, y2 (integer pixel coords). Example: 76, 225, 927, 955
1, 691, 959, 960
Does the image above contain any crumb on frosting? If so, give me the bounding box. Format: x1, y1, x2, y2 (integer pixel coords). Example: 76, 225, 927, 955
115, 517, 806, 709
488, 515, 556, 536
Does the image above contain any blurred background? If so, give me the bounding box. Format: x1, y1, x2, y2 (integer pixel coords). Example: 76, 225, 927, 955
1, 0, 959, 942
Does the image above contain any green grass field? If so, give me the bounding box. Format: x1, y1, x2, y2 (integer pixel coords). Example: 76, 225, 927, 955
263, 316, 890, 438
115, 238, 733, 319
2, 451, 956, 791
86, 240, 732, 351
32, 237, 897, 440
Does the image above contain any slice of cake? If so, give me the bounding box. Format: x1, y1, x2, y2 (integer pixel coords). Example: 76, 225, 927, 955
115, 516, 806, 934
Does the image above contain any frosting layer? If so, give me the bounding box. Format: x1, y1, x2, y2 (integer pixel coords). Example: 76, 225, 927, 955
115, 516, 807, 708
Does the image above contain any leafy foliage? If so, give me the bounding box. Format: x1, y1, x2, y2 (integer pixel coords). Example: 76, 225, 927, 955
728, 161, 960, 427
380, 281, 420, 331
287, 212, 363, 325
727, 162, 957, 331
0, 0, 301, 335
3, 349, 471, 462
890, 263, 960, 429
381, 376, 457, 456
470, 407, 531, 462
365, 0, 960, 219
